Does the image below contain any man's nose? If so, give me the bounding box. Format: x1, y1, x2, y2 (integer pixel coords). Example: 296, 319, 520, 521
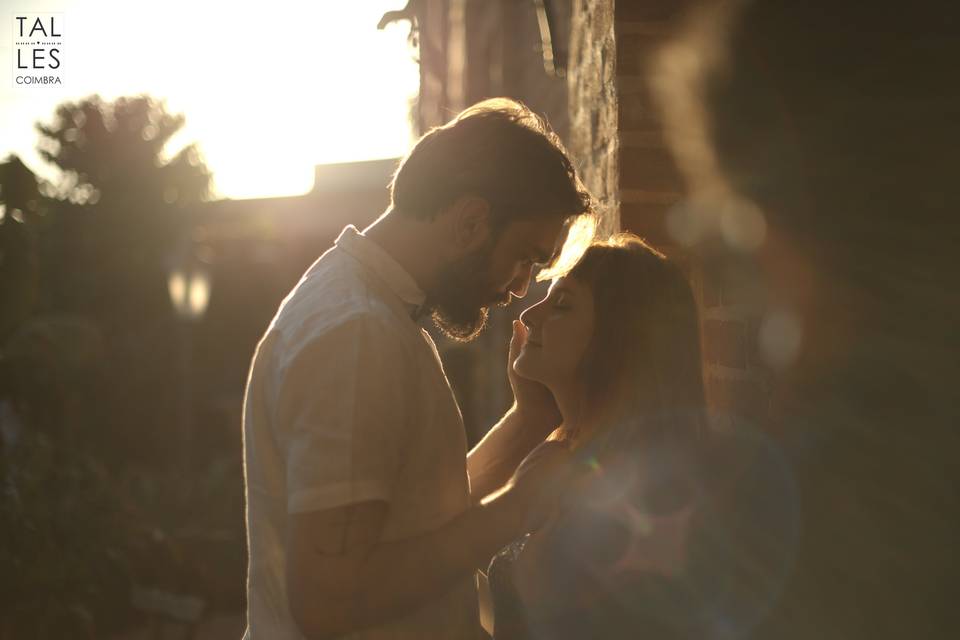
508, 266, 534, 299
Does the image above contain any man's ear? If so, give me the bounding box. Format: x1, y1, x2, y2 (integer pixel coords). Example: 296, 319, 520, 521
448, 194, 492, 252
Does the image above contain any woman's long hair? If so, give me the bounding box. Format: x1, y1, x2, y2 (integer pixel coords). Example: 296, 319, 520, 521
567, 233, 708, 459
514, 235, 714, 638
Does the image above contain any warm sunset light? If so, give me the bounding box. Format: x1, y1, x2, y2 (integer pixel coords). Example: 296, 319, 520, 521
0, 0, 419, 199
2, 2, 953, 638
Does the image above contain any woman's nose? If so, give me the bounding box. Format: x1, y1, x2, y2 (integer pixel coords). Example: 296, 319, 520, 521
519, 306, 533, 330
519, 300, 542, 329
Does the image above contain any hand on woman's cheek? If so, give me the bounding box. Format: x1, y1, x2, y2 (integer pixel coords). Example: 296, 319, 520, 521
508, 319, 562, 425
514, 276, 594, 391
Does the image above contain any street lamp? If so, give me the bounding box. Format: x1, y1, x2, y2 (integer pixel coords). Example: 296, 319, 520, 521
167, 266, 211, 321
168, 254, 211, 465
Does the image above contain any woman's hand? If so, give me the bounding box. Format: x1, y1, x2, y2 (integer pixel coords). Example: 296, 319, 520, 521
508, 319, 562, 431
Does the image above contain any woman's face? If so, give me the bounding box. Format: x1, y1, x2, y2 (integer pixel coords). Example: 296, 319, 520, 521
514, 275, 595, 390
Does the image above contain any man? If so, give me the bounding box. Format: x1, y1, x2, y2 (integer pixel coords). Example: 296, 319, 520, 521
242, 98, 593, 639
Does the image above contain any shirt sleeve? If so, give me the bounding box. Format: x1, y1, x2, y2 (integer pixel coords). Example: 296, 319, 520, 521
272, 313, 411, 514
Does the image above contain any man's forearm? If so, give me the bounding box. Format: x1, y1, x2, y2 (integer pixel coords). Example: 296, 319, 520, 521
467, 403, 556, 501
296, 490, 523, 639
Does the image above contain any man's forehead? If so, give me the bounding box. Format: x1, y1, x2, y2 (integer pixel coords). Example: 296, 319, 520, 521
509, 217, 566, 258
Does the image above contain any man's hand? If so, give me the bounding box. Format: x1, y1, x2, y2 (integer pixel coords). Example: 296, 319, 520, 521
508, 319, 562, 429
468, 321, 563, 502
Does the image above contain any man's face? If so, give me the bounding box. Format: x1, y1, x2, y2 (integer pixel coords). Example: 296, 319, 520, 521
427, 216, 567, 342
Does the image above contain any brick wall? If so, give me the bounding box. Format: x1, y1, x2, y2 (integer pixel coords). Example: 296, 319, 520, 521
567, 0, 771, 432
697, 252, 772, 431
418, 0, 778, 442
567, 0, 619, 237
416, 0, 782, 441
416, 0, 958, 634
614, 10, 687, 249
564, 0, 753, 250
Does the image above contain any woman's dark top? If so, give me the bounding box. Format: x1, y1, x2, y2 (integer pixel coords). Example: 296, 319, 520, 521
487, 503, 699, 640
487, 431, 800, 639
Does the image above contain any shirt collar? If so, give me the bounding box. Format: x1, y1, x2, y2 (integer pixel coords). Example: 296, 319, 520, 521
335, 225, 427, 319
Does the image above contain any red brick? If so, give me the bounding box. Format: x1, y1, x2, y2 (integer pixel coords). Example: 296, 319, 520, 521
701, 266, 723, 308
746, 317, 766, 369
720, 266, 765, 307
703, 319, 748, 369
620, 202, 672, 249
618, 92, 661, 129
616, 33, 662, 76
707, 376, 771, 426
620, 146, 685, 192
616, 0, 698, 22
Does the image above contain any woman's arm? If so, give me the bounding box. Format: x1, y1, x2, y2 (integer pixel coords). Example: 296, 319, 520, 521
468, 403, 556, 502
469, 320, 561, 501
287, 441, 573, 640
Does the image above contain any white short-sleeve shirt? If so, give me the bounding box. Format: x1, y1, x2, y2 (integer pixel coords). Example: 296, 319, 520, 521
242, 225, 479, 639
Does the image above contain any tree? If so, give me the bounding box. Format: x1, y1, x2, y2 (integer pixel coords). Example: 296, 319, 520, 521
35, 94, 210, 208
0, 96, 218, 637
0, 156, 44, 342
34, 94, 212, 323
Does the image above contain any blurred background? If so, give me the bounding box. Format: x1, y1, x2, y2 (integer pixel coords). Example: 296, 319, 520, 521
1, 1, 957, 639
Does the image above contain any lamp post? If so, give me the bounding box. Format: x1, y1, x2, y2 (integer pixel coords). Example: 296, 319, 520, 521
167, 256, 211, 465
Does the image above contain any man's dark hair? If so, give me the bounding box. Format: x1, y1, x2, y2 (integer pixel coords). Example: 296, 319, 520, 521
389, 98, 593, 230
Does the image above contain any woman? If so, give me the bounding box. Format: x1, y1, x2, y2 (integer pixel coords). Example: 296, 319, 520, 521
485, 233, 712, 639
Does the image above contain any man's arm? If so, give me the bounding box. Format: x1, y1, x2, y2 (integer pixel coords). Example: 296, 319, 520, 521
286, 442, 570, 640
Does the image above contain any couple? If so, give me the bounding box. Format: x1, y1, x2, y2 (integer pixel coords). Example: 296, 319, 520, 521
242, 99, 707, 639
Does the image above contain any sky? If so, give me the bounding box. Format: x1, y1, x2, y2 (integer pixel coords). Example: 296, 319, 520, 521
1, 0, 420, 199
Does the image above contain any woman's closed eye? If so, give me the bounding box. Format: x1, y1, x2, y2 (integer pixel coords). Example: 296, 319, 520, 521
551, 292, 571, 309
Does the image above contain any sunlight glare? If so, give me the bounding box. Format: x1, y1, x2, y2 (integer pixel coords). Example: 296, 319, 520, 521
1, 0, 419, 200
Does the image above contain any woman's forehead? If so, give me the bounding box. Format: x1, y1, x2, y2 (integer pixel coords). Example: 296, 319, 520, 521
548, 275, 586, 295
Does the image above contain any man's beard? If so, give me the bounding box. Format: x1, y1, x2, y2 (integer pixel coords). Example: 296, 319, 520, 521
424, 240, 506, 343
430, 306, 489, 343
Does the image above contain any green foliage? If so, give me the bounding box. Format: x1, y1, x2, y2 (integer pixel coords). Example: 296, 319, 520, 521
35, 94, 211, 209
0, 429, 130, 639
0, 95, 243, 638
29, 95, 212, 325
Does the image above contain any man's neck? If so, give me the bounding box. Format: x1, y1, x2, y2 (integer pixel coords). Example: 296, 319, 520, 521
363, 208, 444, 294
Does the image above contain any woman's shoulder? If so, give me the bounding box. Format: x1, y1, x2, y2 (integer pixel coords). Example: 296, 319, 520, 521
527, 429, 800, 637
